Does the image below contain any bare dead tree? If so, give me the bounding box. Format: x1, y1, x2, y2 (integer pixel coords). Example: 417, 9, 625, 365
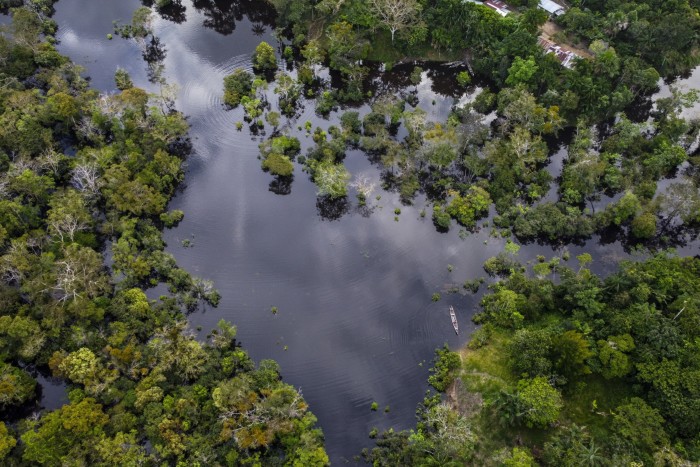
71, 164, 102, 197
350, 173, 377, 200
370, 0, 422, 43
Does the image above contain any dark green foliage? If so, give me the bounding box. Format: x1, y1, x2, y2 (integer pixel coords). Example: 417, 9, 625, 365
611, 397, 669, 461
464, 253, 700, 462
483, 253, 522, 277
223, 68, 253, 107
252, 1, 700, 464
428, 345, 461, 392
432, 205, 451, 230
508, 328, 553, 378
505, 203, 595, 241
114, 67, 133, 90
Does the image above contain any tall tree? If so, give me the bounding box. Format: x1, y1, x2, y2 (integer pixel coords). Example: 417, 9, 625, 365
370, 0, 422, 43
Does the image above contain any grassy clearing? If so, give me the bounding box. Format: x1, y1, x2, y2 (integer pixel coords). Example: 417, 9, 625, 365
459, 329, 514, 393
365, 30, 463, 63
561, 375, 634, 437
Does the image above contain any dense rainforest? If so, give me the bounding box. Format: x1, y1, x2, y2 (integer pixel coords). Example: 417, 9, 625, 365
1, 0, 700, 465
0, 3, 327, 465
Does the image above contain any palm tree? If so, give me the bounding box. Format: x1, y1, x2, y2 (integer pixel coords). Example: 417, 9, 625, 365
491, 390, 522, 428
578, 440, 606, 466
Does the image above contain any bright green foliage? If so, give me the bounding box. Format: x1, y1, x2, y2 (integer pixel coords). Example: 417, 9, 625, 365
516, 376, 563, 428
477, 288, 525, 328
262, 153, 294, 176
428, 345, 461, 392
253, 41, 277, 72
265, 111, 280, 128
56, 348, 110, 393
597, 334, 635, 379
160, 209, 184, 228
94, 431, 149, 465
502, 446, 536, 466
0, 362, 35, 408
630, 212, 657, 239
607, 191, 641, 225
456, 70, 471, 87
46, 189, 92, 243
445, 187, 491, 229
259, 136, 301, 178
0, 422, 15, 460
508, 328, 553, 378
268, 135, 301, 156
451, 254, 700, 463
240, 95, 264, 121
21, 398, 109, 464
505, 57, 539, 89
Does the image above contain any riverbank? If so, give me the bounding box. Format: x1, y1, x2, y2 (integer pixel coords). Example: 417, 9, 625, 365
436, 251, 700, 465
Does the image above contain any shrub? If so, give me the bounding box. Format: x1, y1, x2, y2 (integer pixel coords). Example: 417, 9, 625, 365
253, 41, 277, 72
223, 69, 253, 107
428, 345, 461, 392
262, 154, 294, 177
432, 205, 451, 230
114, 67, 133, 90
631, 212, 656, 239
457, 71, 471, 87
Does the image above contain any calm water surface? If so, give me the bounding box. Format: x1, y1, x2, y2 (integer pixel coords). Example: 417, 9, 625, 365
41, 0, 700, 461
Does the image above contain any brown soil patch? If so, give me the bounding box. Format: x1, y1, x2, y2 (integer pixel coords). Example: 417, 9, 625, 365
446, 377, 484, 418
540, 21, 593, 59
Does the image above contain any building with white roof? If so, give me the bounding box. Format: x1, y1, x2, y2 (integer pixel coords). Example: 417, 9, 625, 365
539, 0, 566, 16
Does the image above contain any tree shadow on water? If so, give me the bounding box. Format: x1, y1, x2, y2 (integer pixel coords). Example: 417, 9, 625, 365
141, 0, 187, 23
192, 0, 276, 36
316, 195, 350, 221
269, 175, 293, 195
355, 203, 375, 218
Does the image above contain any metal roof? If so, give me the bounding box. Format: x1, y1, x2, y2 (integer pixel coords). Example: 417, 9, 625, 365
539, 0, 565, 14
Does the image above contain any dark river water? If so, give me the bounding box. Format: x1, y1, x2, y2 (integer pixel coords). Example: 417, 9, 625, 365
14, 0, 698, 461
